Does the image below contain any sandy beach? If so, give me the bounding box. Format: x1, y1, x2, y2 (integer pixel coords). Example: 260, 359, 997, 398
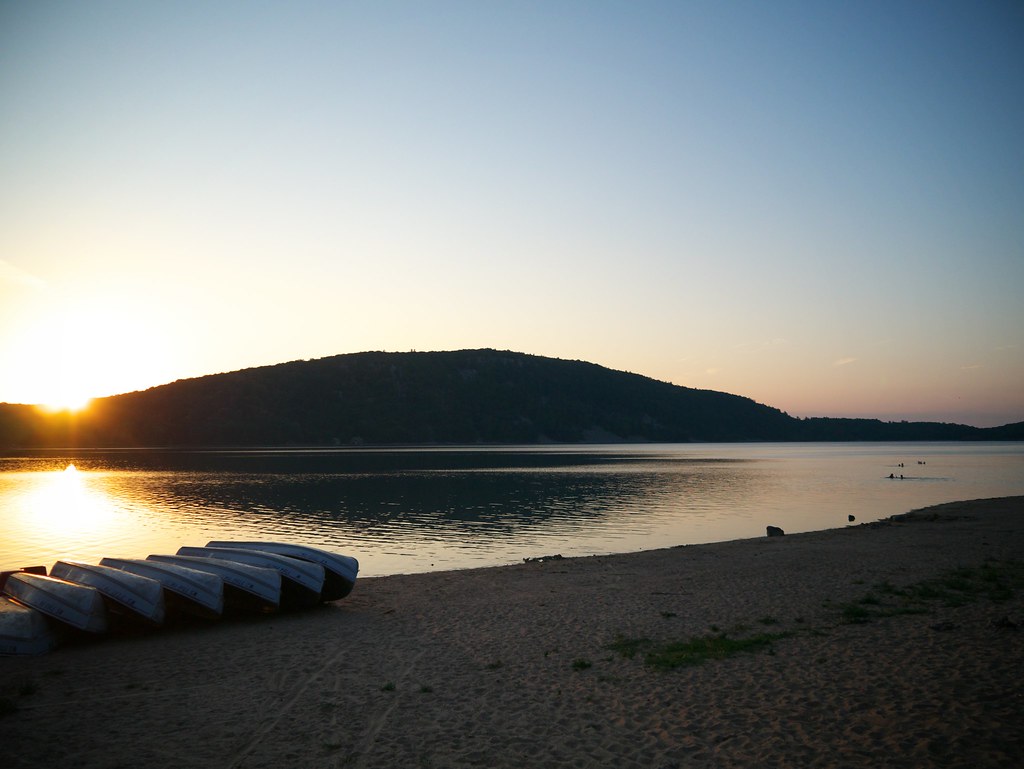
1, 496, 1022, 768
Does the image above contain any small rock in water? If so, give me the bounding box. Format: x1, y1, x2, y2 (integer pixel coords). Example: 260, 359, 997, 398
766, 526, 785, 537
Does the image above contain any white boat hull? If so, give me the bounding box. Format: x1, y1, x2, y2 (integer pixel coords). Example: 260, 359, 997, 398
0, 596, 59, 655
205, 541, 358, 600
178, 546, 324, 607
51, 560, 166, 625
2, 572, 108, 634
100, 558, 224, 618
146, 554, 281, 610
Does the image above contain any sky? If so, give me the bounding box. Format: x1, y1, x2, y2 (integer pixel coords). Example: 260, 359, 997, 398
1, 1, 1022, 427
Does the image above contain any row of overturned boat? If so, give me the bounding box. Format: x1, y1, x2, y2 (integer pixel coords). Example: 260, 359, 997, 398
0, 542, 358, 656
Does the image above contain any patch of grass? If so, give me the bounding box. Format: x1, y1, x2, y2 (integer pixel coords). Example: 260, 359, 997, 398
874, 580, 901, 596
887, 605, 931, 617
942, 573, 975, 592
912, 581, 972, 607
644, 633, 788, 671
986, 582, 1015, 602
419, 684, 433, 694
834, 560, 1024, 623
485, 660, 503, 670
978, 560, 1024, 602
907, 562, 1021, 606
610, 627, 792, 671
905, 582, 949, 602
839, 599, 929, 623
979, 564, 1001, 582
840, 604, 873, 624
758, 615, 779, 625
607, 636, 652, 660
572, 658, 592, 671
380, 681, 395, 692
660, 611, 677, 619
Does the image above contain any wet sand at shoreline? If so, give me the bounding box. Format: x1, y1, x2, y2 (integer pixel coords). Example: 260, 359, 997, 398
2, 496, 1022, 768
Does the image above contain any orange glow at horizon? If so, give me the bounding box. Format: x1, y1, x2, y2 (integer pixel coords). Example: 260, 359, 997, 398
2, 289, 182, 411
36, 396, 94, 414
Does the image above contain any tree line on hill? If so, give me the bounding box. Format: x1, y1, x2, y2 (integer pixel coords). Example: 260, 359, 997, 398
1, 350, 1020, 448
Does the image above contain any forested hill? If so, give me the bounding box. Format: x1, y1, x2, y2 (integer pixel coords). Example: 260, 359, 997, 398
1, 350, 1020, 448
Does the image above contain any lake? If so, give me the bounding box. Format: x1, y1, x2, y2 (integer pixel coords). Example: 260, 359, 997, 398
1, 442, 1022, 577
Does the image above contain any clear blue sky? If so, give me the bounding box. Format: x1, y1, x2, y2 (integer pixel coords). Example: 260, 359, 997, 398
2, 1, 1022, 426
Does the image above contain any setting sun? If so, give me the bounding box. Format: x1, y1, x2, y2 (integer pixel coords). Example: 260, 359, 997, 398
1, 290, 182, 410
38, 395, 93, 414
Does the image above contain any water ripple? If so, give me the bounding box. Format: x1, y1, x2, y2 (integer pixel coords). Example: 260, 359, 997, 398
2, 444, 1022, 575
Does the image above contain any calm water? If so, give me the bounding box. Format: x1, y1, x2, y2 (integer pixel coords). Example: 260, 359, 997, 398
1, 443, 1021, 577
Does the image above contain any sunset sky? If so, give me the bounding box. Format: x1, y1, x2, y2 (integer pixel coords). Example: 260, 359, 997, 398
2, 2, 1022, 427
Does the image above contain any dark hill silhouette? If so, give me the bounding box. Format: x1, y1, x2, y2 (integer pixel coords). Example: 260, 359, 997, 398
0, 350, 1020, 448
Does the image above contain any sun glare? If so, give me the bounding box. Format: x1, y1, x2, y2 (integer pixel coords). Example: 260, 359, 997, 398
12, 463, 117, 544
37, 394, 93, 414
3, 293, 180, 412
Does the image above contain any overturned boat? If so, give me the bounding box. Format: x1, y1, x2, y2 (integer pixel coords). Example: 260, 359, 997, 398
2, 542, 357, 654
178, 546, 324, 608
51, 560, 165, 626
205, 541, 358, 601
100, 557, 224, 619
2, 571, 108, 634
0, 596, 60, 655
146, 554, 281, 612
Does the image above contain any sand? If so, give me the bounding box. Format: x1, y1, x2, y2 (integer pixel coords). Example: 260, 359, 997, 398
1, 496, 1022, 768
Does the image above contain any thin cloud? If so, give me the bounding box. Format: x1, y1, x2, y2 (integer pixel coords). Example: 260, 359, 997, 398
733, 338, 791, 353
833, 357, 857, 367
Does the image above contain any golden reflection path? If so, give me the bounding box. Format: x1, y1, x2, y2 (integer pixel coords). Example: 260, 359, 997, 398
0, 465, 193, 570
3, 465, 120, 567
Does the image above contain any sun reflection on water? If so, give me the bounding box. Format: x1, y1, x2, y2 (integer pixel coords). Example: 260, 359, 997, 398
0, 465, 271, 570
3, 465, 124, 567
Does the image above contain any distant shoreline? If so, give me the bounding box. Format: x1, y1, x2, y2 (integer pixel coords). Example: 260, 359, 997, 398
2, 436, 1024, 453
3, 351, 1022, 448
